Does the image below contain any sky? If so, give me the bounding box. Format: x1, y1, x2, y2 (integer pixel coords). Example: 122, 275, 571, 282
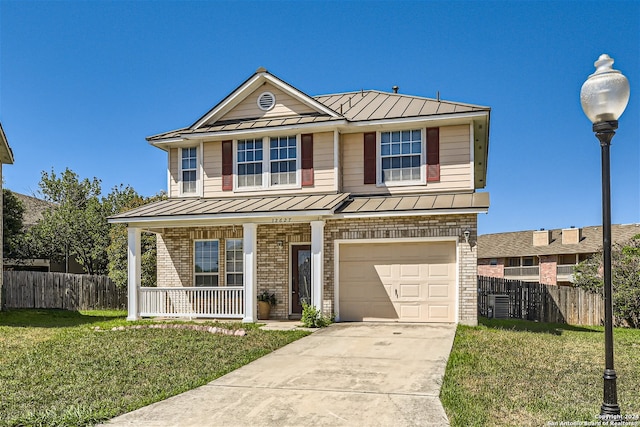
0, 0, 638, 235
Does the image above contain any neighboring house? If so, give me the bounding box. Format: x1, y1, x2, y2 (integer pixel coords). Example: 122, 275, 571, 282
0, 122, 15, 308
110, 68, 491, 325
478, 223, 640, 286
3, 192, 84, 273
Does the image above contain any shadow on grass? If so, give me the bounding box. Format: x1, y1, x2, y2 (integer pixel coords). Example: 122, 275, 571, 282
478, 316, 601, 335
0, 309, 125, 328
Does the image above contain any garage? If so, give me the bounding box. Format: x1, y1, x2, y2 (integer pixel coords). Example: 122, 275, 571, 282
338, 241, 457, 322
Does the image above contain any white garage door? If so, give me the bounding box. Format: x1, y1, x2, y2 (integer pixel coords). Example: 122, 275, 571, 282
338, 241, 457, 322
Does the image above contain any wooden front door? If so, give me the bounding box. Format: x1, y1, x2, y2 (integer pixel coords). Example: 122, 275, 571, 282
291, 245, 311, 315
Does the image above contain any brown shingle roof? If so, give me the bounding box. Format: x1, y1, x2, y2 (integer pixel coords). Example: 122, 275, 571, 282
12, 192, 55, 227
478, 224, 640, 258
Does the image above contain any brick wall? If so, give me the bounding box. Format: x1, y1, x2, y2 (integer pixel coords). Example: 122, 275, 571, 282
156, 226, 243, 287
478, 258, 505, 278
155, 214, 479, 325
539, 255, 558, 285
324, 214, 478, 326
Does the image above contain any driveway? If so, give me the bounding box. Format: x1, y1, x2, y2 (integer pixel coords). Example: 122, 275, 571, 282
102, 323, 456, 427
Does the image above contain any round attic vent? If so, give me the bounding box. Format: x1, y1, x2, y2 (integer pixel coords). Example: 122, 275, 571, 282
257, 92, 275, 111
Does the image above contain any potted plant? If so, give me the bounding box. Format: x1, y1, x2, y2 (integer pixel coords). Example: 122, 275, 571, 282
257, 290, 277, 320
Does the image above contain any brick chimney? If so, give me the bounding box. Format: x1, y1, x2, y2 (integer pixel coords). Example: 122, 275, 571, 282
533, 229, 551, 246
562, 227, 581, 244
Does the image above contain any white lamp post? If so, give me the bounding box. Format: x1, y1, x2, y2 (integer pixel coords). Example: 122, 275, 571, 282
580, 53, 630, 416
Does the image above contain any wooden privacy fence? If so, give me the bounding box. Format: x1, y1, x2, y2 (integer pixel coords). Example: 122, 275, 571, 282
2, 271, 127, 311
478, 276, 604, 326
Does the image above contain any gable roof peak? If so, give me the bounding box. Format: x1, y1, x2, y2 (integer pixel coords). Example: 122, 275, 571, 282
256, 66, 267, 73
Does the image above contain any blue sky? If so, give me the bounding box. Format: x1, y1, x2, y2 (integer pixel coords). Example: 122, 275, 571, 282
1, 0, 638, 235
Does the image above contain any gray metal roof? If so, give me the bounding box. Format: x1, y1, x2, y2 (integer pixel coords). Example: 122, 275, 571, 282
314, 91, 489, 122
110, 193, 350, 221
338, 192, 489, 214
147, 90, 490, 142
478, 223, 640, 258
109, 191, 489, 223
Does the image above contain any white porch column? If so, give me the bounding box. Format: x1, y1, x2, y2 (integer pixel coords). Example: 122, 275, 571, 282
242, 223, 258, 323
310, 220, 325, 312
127, 227, 141, 321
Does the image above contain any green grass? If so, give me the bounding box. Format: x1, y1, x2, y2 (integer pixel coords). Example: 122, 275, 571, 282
441, 318, 640, 427
0, 309, 310, 427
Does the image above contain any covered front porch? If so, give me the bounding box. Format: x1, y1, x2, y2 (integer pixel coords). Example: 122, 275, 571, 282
124, 219, 327, 322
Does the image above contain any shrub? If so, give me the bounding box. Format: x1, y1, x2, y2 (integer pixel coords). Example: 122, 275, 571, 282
301, 303, 333, 328
573, 234, 640, 327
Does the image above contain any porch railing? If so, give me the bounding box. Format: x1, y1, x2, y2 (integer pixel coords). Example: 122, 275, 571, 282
556, 265, 576, 275
504, 266, 540, 277
139, 287, 244, 318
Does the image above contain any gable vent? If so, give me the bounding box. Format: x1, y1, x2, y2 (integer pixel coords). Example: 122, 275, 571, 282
257, 92, 275, 111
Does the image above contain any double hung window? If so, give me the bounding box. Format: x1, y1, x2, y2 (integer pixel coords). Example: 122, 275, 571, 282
270, 136, 297, 185
181, 147, 198, 194
194, 240, 219, 286
235, 135, 299, 189
380, 129, 422, 183
225, 239, 243, 286
237, 139, 263, 188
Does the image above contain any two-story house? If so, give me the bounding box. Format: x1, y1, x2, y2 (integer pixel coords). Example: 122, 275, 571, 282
110, 68, 490, 325
478, 224, 640, 285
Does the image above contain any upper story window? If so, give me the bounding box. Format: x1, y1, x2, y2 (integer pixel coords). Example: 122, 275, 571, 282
181, 147, 198, 194
237, 139, 263, 188
270, 136, 297, 185
234, 135, 299, 190
380, 130, 422, 183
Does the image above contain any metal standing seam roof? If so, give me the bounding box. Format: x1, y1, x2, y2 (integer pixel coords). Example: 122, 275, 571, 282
478, 223, 640, 259
109, 192, 490, 222
147, 91, 490, 142
109, 193, 351, 221
337, 193, 490, 214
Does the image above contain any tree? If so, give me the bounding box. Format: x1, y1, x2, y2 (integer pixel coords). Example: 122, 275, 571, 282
573, 234, 640, 327
30, 168, 109, 275
106, 186, 165, 288
3, 189, 25, 259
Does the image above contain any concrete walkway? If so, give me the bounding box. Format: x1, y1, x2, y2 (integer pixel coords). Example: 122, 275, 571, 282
102, 323, 456, 427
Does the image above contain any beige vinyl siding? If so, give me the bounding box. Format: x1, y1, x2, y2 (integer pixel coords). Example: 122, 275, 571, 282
189, 132, 336, 198
310, 131, 335, 192
341, 125, 472, 194
169, 148, 179, 196
203, 141, 222, 197
217, 83, 316, 123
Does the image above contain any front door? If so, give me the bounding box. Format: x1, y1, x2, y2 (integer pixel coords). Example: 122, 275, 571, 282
291, 245, 311, 315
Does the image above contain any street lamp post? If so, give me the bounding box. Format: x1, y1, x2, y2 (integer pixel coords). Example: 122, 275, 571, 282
580, 54, 630, 416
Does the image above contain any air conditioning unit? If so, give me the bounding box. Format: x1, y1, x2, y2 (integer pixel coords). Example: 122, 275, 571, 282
488, 295, 510, 319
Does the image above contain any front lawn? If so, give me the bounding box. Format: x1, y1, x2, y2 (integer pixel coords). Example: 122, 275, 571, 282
0, 309, 310, 427
441, 318, 640, 426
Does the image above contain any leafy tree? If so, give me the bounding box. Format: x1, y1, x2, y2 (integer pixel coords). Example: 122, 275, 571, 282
3, 189, 25, 259
573, 234, 640, 327
30, 168, 109, 275
106, 186, 165, 288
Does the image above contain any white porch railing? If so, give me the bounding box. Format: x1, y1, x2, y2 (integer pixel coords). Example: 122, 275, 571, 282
139, 287, 244, 318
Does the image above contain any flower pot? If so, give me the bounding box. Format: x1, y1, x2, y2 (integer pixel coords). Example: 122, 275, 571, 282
257, 301, 271, 320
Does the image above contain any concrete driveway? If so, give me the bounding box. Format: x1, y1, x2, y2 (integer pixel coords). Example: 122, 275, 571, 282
102, 323, 456, 427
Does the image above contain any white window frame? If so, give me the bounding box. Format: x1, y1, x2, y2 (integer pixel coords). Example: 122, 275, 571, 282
179, 145, 202, 197
376, 128, 426, 187
233, 135, 301, 191
225, 239, 243, 286
194, 239, 220, 287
